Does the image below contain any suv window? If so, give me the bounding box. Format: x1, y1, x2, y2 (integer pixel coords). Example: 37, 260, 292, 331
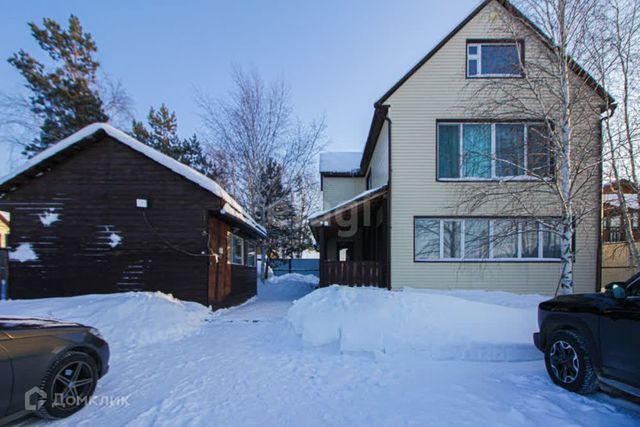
626, 273, 640, 297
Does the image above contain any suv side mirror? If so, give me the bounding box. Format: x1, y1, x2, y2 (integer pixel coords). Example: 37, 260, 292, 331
605, 281, 626, 290
611, 284, 627, 300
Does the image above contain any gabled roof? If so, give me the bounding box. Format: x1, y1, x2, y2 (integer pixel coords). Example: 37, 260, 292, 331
0, 211, 8, 228
0, 123, 266, 238
375, 0, 615, 107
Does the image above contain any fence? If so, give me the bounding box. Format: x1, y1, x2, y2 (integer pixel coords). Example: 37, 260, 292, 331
270, 259, 319, 278
320, 260, 384, 288
0, 249, 8, 300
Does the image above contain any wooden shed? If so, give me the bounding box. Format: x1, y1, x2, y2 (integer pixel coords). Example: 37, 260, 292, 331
0, 123, 266, 308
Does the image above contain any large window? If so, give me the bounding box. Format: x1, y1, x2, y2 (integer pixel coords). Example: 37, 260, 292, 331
437, 122, 553, 180
467, 41, 523, 78
414, 217, 563, 261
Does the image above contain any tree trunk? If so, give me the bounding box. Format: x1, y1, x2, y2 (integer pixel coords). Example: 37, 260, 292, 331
559, 0, 574, 295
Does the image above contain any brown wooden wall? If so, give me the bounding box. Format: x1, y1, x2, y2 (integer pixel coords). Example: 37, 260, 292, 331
0, 135, 257, 306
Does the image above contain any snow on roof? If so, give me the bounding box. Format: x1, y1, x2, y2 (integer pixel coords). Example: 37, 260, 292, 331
309, 184, 387, 222
604, 193, 639, 210
0, 123, 266, 238
319, 152, 362, 174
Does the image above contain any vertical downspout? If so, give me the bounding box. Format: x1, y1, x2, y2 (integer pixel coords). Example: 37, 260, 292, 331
385, 114, 392, 291
596, 116, 606, 292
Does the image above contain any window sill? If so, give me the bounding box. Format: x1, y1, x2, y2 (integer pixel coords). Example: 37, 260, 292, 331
413, 258, 562, 263
437, 176, 552, 183
466, 74, 524, 79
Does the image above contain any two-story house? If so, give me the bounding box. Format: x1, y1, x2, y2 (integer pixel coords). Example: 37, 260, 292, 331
310, 0, 610, 295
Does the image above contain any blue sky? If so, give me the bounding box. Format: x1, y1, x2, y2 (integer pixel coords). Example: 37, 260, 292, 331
0, 0, 480, 176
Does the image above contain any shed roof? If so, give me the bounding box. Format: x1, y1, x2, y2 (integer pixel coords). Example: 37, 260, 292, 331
0, 123, 266, 238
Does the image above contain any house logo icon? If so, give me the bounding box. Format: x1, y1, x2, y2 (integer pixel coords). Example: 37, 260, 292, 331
24, 386, 46, 411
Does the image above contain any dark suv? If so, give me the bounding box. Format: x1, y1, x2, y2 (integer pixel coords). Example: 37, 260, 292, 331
534, 272, 640, 397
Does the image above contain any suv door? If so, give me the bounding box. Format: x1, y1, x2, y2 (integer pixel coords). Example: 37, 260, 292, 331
0, 333, 14, 419
600, 277, 640, 387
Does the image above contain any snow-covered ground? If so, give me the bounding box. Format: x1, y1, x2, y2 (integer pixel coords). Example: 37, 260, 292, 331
1, 276, 639, 426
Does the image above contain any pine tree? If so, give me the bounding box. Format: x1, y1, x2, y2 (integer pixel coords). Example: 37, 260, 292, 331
132, 104, 220, 179
8, 15, 108, 156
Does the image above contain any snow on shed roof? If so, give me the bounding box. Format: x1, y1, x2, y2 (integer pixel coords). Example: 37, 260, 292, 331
0, 123, 266, 238
319, 151, 362, 174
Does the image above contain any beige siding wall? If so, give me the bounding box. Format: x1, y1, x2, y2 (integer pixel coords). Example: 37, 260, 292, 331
366, 121, 389, 188
321, 176, 365, 210
0, 222, 7, 248
602, 243, 638, 286
385, 1, 600, 295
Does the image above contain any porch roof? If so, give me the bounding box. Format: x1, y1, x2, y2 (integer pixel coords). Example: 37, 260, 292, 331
309, 184, 387, 228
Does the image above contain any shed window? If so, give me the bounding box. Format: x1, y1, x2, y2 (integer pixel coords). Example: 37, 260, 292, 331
245, 241, 256, 267
230, 233, 244, 265
467, 42, 522, 78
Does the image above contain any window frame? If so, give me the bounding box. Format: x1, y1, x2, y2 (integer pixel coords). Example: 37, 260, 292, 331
245, 240, 257, 267
413, 216, 565, 263
436, 120, 554, 182
466, 39, 525, 79
229, 233, 245, 266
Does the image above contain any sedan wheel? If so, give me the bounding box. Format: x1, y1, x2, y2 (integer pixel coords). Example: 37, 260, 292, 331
37, 351, 99, 419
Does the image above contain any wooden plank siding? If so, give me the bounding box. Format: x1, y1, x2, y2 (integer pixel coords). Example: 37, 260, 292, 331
0, 135, 258, 306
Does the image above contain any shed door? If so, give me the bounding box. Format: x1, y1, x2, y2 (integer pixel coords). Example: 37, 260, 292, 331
208, 216, 231, 305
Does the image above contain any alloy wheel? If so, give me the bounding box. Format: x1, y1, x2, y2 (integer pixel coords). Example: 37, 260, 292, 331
549, 340, 580, 384
51, 361, 95, 410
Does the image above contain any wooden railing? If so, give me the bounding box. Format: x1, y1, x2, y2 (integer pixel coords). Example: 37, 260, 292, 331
320, 260, 385, 288
604, 227, 640, 243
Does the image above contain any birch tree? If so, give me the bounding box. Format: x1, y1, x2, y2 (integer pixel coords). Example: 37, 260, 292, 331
457, 0, 611, 294
197, 68, 325, 273
589, 0, 640, 271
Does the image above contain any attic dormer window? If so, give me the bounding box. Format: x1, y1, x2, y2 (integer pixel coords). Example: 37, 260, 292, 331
467, 40, 523, 78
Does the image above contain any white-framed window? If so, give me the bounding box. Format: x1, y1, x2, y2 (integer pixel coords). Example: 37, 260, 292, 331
467, 41, 523, 78
245, 240, 257, 267
229, 233, 244, 265
610, 216, 621, 228
414, 217, 562, 261
437, 122, 553, 180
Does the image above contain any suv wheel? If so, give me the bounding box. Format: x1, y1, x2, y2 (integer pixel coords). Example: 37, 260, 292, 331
544, 330, 598, 394
37, 351, 99, 419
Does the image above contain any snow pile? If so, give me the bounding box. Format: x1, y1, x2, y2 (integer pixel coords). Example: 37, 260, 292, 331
287, 285, 541, 361
319, 151, 362, 173
38, 209, 60, 226
258, 273, 319, 300
0, 292, 211, 349
9, 242, 38, 262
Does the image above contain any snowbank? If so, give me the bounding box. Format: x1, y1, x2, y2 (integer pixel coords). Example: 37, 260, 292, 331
287, 286, 542, 361
258, 273, 319, 300
0, 292, 211, 350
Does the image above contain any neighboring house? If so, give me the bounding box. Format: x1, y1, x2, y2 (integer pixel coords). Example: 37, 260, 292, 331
602, 180, 640, 284
0, 123, 266, 308
0, 211, 8, 248
310, 0, 609, 294
602, 180, 639, 243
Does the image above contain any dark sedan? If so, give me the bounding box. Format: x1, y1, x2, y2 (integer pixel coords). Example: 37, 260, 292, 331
0, 317, 109, 424
534, 273, 640, 397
